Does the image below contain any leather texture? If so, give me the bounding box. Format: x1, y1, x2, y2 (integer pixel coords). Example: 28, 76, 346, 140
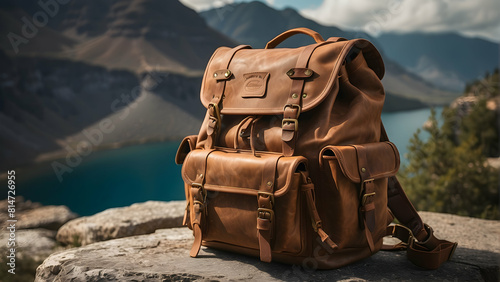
175, 27, 456, 269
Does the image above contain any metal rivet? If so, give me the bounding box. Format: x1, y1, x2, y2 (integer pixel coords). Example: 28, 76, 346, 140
239, 131, 245, 137
292, 93, 298, 99
286, 69, 295, 76
361, 168, 366, 173
199, 174, 204, 178
213, 73, 218, 78
224, 70, 231, 78
267, 181, 273, 187
304, 69, 313, 76
302, 93, 307, 98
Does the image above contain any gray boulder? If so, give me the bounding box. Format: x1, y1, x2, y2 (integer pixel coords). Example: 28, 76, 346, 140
37, 212, 499, 281
0, 229, 58, 261
0, 197, 76, 230
17, 205, 78, 230
56, 201, 185, 246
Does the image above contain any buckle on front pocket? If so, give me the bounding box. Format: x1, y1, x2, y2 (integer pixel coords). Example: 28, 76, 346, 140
361, 192, 376, 206
282, 118, 298, 131
258, 208, 274, 221
257, 191, 275, 207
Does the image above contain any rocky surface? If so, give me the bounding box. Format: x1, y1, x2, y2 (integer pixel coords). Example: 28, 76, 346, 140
37, 212, 499, 281
0, 196, 77, 230
0, 229, 58, 261
0, 198, 77, 281
17, 206, 78, 230
56, 201, 185, 246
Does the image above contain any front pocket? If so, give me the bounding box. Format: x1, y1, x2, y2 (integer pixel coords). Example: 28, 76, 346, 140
319, 142, 400, 250
181, 150, 307, 255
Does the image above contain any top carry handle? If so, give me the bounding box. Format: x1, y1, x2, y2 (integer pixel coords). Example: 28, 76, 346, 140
265, 27, 325, 49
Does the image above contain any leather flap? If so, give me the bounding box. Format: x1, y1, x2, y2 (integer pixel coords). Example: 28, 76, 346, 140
200, 39, 384, 115
182, 150, 306, 197
320, 142, 400, 183
175, 135, 198, 164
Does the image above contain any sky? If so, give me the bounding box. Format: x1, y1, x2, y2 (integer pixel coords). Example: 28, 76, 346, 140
179, 0, 500, 43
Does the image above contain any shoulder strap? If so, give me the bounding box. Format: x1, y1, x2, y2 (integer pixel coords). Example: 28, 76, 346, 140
380, 124, 457, 269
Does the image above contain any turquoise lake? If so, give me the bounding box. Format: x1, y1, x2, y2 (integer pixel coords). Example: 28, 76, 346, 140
5, 107, 441, 216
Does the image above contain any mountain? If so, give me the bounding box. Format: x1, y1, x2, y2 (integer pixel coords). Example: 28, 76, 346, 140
201, 3, 359, 48
0, 7, 76, 54
377, 32, 499, 92
0, 0, 225, 169
200, 1, 459, 108
1, 0, 236, 74
0, 50, 204, 170
0, 0, 475, 169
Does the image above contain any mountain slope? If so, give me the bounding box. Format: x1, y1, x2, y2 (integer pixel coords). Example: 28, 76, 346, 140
200, 1, 459, 109
0, 52, 204, 170
1, 0, 237, 74
0, 0, 223, 168
201, 2, 370, 49
377, 32, 499, 92
0, 8, 76, 55
59, 0, 236, 74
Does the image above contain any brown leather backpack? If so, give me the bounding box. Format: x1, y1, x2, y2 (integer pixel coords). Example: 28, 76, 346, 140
175, 27, 457, 270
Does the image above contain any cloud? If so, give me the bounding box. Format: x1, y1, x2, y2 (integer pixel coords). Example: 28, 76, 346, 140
179, 0, 235, 12
300, 0, 500, 42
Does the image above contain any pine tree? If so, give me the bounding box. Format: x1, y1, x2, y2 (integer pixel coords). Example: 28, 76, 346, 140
400, 72, 499, 219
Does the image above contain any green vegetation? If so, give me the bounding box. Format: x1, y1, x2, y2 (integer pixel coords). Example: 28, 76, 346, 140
0, 249, 40, 282
400, 69, 499, 219
71, 234, 82, 247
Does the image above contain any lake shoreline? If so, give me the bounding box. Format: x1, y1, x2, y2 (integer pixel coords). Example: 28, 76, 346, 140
1, 106, 443, 181
0, 136, 185, 180
1, 107, 441, 216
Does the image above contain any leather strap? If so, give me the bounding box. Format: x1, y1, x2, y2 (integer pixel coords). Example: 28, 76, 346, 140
353, 145, 376, 252
300, 171, 338, 251
189, 149, 214, 257
205, 45, 251, 150
385, 224, 457, 269
326, 37, 347, 43
249, 116, 263, 156
256, 155, 280, 262
380, 124, 428, 240
379, 123, 458, 269
265, 27, 324, 49
233, 116, 255, 149
282, 39, 336, 156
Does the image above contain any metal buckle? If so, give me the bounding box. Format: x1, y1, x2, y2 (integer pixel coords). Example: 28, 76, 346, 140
392, 224, 414, 246
283, 104, 301, 118
208, 102, 221, 122
282, 118, 298, 131
257, 208, 274, 221
360, 178, 375, 205
191, 182, 203, 189
257, 191, 275, 207
361, 192, 376, 206
312, 221, 321, 232
191, 183, 206, 202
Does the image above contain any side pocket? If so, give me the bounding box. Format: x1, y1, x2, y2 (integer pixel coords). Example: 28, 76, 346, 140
319, 142, 400, 251
175, 135, 198, 165
175, 135, 198, 228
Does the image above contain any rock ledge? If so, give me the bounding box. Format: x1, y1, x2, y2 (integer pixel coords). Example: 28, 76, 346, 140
37, 211, 499, 281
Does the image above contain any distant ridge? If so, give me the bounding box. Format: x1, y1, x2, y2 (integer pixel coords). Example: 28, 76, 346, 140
200, 1, 459, 106
377, 32, 499, 91
1, 0, 237, 74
